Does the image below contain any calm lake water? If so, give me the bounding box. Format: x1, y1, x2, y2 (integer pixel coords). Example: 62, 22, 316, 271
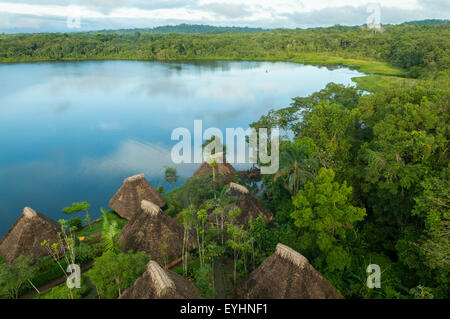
0, 60, 363, 236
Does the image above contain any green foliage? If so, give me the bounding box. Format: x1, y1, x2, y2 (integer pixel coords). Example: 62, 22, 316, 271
412, 170, 449, 270
196, 264, 216, 298
0, 255, 34, 299
292, 168, 366, 271
164, 166, 179, 187
63, 202, 90, 214
165, 200, 183, 218
101, 209, 120, 253
76, 210, 126, 237
74, 242, 96, 264
165, 174, 225, 208
68, 217, 83, 231
35, 278, 91, 299
28, 256, 68, 290
86, 250, 149, 299
409, 285, 435, 299
3, 23, 450, 78
274, 142, 318, 195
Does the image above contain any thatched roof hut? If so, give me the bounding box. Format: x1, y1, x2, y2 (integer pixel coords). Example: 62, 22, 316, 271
119, 200, 196, 266
237, 243, 341, 299
193, 160, 237, 183
0, 207, 61, 263
119, 260, 201, 299
109, 173, 166, 220
221, 182, 273, 226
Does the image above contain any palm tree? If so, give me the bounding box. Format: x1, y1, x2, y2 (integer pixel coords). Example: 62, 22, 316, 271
164, 167, 179, 188
205, 152, 223, 199
274, 144, 318, 196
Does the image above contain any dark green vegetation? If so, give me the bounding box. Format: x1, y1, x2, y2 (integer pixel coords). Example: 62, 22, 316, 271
1, 23, 449, 79
164, 75, 448, 299
247, 80, 449, 298
0, 208, 129, 299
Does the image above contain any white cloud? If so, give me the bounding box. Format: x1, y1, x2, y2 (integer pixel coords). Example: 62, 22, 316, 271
0, 0, 448, 31
98, 121, 120, 130
79, 139, 194, 178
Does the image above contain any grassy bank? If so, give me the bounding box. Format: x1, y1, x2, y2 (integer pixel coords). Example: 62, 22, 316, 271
0, 53, 405, 77
352, 75, 418, 92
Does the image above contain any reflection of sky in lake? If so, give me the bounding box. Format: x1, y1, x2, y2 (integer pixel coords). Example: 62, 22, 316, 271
0, 60, 363, 236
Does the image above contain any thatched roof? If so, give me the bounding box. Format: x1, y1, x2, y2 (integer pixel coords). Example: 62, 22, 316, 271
0, 207, 61, 263
119, 200, 196, 266
193, 160, 237, 183
120, 260, 201, 299
109, 174, 166, 220
221, 182, 273, 226
237, 243, 341, 299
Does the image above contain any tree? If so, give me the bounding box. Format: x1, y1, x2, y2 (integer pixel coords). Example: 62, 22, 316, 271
291, 168, 366, 271
41, 219, 79, 299
87, 250, 149, 299
0, 255, 34, 299
180, 206, 195, 276
413, 171, 449, 270
164, 167, 179, 188
195, 209, 208, 267
274, 142, 318, 196
63, 202, 91, 229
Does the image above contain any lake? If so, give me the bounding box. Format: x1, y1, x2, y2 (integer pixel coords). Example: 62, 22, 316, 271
0, 60, 363, 237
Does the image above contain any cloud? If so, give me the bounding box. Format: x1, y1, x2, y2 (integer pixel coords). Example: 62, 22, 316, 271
418, 0, 450, 12
79, 139, 194, 178
0, 0, 448, 32
201, 2, 252, 19
98, 121, 120, 130
283, 3, 450, 27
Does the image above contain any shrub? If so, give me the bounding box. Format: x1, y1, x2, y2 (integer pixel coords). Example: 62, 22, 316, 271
68, 217, 83, 231
35, 278, 91, 299
86, 250, 149, 299
165, 200, 183, 218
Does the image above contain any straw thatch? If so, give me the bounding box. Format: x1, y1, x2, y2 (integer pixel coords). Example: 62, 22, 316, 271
219, 182, 273, 226
109, 173, 166, 220
193, 160, 237, 183
0, 207, 61, 263
119, 260, 201, 299
237, 243, 341, 299
119, 200, 196, 266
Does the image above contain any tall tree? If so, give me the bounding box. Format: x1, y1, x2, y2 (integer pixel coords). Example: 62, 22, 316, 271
291, 168, 366, 271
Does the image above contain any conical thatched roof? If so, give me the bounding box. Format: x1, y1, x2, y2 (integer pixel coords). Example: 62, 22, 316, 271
109, 174, 166, 220
222, 182, 273, 226
193, 160, 237, 183
119, 200, 196, 266
0, 207, 61, 263
237, 243, 341, 299
119, 260, 201, 299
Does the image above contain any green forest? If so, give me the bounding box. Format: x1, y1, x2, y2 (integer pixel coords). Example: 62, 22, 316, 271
1, 23, 449, 79
0, 22, 448, 299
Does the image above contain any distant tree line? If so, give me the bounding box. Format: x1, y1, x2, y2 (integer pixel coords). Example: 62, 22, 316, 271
1, 23, 449, 78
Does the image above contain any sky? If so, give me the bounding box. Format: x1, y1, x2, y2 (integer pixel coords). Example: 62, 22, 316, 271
0, 0, 448, 33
